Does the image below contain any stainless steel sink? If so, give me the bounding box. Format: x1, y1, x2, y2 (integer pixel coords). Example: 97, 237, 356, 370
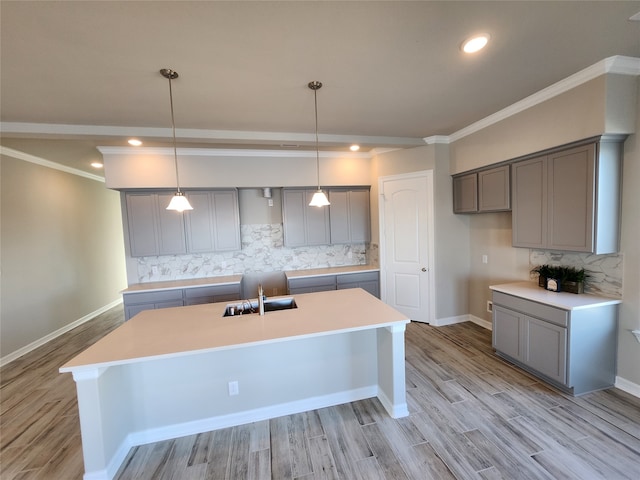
223, 297, 297, 317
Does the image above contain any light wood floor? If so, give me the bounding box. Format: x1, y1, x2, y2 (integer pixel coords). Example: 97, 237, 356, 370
2, 306, 640, 479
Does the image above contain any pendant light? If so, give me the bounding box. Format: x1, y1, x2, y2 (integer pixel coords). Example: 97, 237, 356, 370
308, 81, 330, 207
161, 68, 193, 212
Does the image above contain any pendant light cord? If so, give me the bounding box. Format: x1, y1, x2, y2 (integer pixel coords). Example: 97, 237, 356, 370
313, 87, 320, 191
167, 75, 182, 193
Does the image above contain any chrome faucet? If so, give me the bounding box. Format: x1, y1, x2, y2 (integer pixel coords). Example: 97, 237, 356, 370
258, 284, 265, 316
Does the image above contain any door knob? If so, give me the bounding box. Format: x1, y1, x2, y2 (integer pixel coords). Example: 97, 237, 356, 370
421, 267, 427, 272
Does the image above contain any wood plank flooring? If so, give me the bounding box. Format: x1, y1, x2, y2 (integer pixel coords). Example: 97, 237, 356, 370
2, 305, 640, 479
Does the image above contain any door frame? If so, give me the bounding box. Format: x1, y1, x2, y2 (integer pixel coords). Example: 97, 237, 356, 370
378, 170, 436, 324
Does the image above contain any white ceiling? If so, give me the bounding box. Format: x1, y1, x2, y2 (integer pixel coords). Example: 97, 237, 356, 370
1, 1, 639, 176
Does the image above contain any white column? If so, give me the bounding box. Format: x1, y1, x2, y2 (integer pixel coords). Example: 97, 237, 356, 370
376, 323, 409, 418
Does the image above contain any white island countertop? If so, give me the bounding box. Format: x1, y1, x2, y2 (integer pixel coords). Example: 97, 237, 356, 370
490, 281, 621, 311
121, 274, 243, 294
61, 287, 408, 372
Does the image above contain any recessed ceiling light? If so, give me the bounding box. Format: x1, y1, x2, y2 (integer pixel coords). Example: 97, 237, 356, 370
128, 138, 142, 146
461, 33, 490, 53
91, 161, 103, 169
350, 145, 360, 152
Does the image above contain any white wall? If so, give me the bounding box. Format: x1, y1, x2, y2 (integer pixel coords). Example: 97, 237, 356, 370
0, 155, 127, 361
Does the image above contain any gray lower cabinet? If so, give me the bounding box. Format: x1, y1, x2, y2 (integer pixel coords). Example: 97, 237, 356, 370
123, 283, 241, 320
336, 271, 379, 298
123, 289, 185, 321
288, 271, 380, 298
511, 137, 623, 253
287, 275, 337, 294
183, 284, 242, 306
492, 291, 617, 395
125, 190, 240, 257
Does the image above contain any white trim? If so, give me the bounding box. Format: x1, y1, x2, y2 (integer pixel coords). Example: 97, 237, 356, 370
449, 55, 640, 142
430, 314, 492, 330
468, 314, 492, 330
129, 386, 377, 447
96, 146, 372, 159
0, 299, 123, 367
423, 135, 450, 145
615, 376, 640, 399
0, 146, 105, 182
377, 388, 409, 418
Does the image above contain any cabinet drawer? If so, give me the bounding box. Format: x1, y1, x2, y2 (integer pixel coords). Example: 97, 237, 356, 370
184, 284, 240, 299
337, 271, 378, 285
493, 291, 568, 327
124, 289, 184, 305
288, 275, 337, 289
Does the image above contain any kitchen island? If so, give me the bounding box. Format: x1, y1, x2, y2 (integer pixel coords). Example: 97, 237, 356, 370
60, 288, 410, 480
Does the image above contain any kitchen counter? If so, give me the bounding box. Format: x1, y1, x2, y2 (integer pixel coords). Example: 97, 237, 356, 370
489, 281, 621, 311
122, 274, 242, 294
60, 288, 409, 480
284, 264, 379, 279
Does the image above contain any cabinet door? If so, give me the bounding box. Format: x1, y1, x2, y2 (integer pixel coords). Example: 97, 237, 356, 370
156, 193, 187, 255
287, 275, 336, 294
492, 306, 525, 361
453, 173, 478, 213
211, 191, 241, 251
126, 193, 159, 257
329, 189, 371, 244
185, 192, 216, 253
336, 272, 379, 298
525, 316, 567, 385
547, 144, 595, 252
512, 156, 547, 248
478, 165, 510, 212
185, 190, 241, 253
282, 189, 330, 247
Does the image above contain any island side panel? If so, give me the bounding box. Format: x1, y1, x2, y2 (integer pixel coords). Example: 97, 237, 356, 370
376, 323, 409, 418
71, 366, 135, 480
119, 329, 381, 445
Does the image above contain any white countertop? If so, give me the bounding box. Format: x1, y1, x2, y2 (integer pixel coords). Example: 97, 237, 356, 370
284, 265, 379, 279
122, 275, 243, 294
61, 288, 408, 372
490, 281, 621, 311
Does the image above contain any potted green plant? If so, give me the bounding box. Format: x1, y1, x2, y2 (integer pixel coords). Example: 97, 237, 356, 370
531, 264, 554, 288
560, 266, 588, 294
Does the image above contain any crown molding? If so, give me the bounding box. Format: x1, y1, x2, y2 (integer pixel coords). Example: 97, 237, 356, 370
96, 146, 373, 159
449, 55, 640, 142
0, 146, 105, 182
423, 135, 450, 145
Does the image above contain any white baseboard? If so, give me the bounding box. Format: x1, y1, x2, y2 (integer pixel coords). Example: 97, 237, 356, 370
431, 314, 492, 330
1, 299, 123, 367
615, 376, 640, 399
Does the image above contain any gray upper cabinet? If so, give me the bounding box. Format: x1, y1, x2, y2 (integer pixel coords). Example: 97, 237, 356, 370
453, 165, 510, 214
512, 138, 623, 253
185, 190, 241, 253
478, 165, 510, 212
329, 188, 371, 244
126, 192, 187, 257
125, 189, 240, 257
452, 173, 478, 213
282, 189, 331, 247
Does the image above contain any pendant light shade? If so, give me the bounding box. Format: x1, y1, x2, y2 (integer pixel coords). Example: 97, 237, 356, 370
308, 81, 330, 207
161, 68, 193, 212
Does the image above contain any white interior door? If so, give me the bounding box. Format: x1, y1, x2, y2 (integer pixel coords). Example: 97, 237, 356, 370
379, 171, 434, 323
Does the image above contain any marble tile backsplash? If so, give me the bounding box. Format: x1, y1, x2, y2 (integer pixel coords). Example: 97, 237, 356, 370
136, 224, 369, 282
529, 250, 623, 298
